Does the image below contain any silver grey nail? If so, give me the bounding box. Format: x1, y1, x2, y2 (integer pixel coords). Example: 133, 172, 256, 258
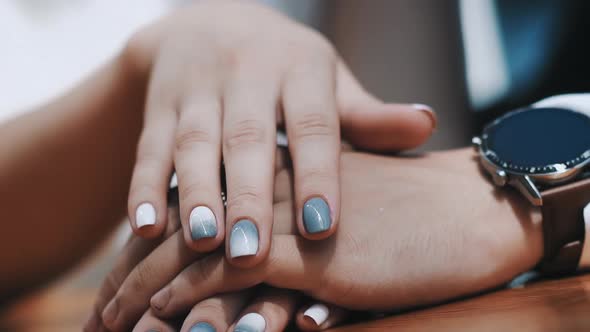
303, 197, 331, 234
190, 322, 216, 332
190, 206, 218, 241
230, 220, 259, 258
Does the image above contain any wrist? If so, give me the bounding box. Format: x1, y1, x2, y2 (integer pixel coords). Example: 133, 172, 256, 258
501, 185, 544, 274
459, 147, 544, 277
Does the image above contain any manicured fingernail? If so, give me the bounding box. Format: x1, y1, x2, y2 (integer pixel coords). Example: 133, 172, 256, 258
230, 220, 259, 258
101, 300, 119, 326
304, 303, 329, 326
136, 202, 156, 228
190, 206, 218, 240
303, 197, 331, 234
190, 322, 216, 332
234, 313, 266, 332
151, 288, 171, 311
413, 103, 437, 129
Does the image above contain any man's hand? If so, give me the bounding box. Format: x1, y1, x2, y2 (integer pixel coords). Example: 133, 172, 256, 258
150, 149, 543, 314
98, 148, 543, 330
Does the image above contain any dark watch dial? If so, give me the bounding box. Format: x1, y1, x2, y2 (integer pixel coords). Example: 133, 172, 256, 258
481, 107, 590, 174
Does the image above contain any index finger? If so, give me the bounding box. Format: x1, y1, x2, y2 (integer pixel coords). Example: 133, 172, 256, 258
101, 230, 203, 331
85, 205, 181, 332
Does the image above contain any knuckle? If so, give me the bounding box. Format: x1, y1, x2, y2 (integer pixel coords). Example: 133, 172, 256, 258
308, 36, 337, 60
224, 119, 268, 152
127, 261, 155, 294
185, 255, 218, 285
178, 182, 214, 202
128, 182, 161, 203
298, 167, 336, 187
290, 30, 336, 62
227, 186, 265, 211
193, 299, 226, 315
132, 158, 169, 188
135, 149, 163, 170
175, 127, 215, 152
292, 112, 336, 141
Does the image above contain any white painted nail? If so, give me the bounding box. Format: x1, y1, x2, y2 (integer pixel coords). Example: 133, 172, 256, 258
136, 203, 156, 228
304, 303, 329, 326
234, 312, 266, 332
584, 203, 590, 225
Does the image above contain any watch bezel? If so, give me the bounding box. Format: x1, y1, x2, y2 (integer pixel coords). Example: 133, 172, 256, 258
477, 107, 590, 185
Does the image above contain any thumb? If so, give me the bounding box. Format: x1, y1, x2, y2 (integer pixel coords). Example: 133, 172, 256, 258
336, 61, 437, 152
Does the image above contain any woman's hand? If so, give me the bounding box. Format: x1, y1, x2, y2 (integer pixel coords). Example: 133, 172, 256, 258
124, 0, 437, 270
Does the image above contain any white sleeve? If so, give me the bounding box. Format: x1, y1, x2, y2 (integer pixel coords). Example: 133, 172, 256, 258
533, 93, 590, 117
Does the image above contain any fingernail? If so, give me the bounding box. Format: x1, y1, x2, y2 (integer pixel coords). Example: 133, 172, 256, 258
230, 220, 259, 258
136, 202, 156, 228
190, 322, 216, 332
151, 288, 171, 311
101, 300, 119, 326
304, 303, 329, 326
190, 206, 218, 241
413, 103, 437, 129
234, 313, 266, 332
303, 197, 331, 234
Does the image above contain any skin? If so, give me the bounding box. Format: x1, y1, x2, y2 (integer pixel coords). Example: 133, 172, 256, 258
124, 0, 436, 269
85, 203, 314, 332
0, 55, 146, 303
88, 149, 348, 332
0, 0, 434, 303
97, 149, 543, 331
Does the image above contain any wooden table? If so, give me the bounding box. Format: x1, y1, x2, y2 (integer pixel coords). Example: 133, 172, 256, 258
3, 244, 590, 331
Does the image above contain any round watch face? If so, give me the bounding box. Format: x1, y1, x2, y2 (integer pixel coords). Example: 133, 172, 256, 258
482, 107, 590, 174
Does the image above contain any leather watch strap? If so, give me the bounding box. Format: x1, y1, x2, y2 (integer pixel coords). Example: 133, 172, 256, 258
539, 177, 590, 275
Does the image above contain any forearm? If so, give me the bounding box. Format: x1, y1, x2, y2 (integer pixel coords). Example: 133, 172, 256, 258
0, 52, 146, 298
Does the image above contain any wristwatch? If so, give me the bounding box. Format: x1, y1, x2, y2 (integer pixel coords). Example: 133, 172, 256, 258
473, 94, 590, 276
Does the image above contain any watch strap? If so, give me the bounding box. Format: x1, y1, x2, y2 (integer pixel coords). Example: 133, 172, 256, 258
539, 177, 590, 275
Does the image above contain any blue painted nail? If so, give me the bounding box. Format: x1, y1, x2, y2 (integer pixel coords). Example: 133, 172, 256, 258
190, 206, 218, 241
303, 197, 331, 234
190, 322, 216, 332
230, 220, 259, 258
